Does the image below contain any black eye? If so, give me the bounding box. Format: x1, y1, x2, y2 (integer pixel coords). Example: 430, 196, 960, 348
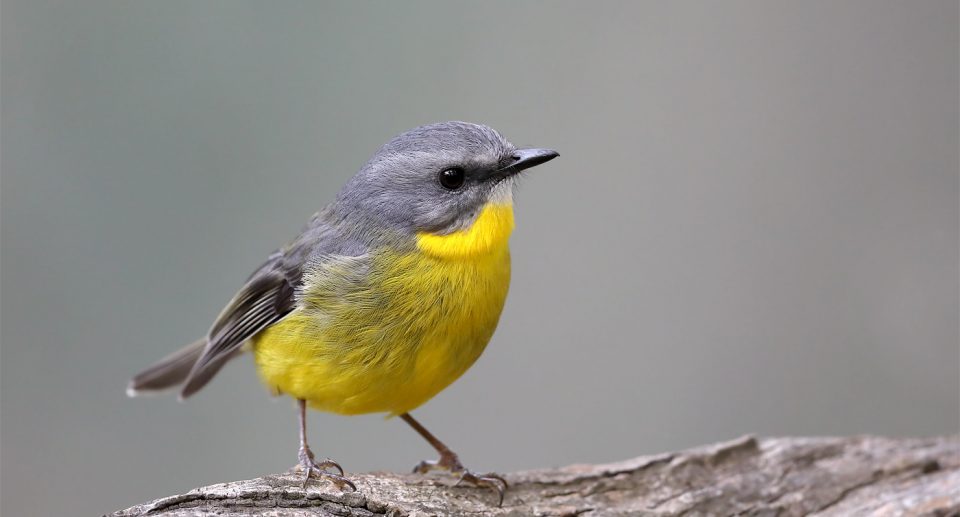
438, 167, 466, 190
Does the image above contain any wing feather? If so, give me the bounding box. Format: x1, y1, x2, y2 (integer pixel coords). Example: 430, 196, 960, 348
176, 207, 366, 399
179, 257, 297, 399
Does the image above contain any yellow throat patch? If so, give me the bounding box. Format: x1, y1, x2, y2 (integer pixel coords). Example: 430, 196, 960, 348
416, 203, 515, 259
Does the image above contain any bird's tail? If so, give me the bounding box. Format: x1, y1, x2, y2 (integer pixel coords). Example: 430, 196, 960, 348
127, 339, 207, 397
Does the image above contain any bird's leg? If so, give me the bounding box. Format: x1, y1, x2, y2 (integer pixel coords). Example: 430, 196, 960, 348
400, 412, 508, 506
295, 399, 356, 491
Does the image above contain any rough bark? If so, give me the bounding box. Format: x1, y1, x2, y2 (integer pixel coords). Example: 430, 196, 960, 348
112, 435, 959, 516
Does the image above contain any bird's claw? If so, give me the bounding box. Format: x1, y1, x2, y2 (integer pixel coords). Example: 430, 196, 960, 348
412, 459, 440, 474
455, 470, 508, 506
411, 454, 508, 506
299, 465, 357, 491
297, 447, 355, 491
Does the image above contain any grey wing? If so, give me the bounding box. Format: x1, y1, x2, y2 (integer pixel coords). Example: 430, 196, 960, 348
177, 209, 366, 399
179, 250, 300, 399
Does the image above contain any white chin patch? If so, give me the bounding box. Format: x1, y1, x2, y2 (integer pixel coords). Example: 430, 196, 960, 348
489, 179, 515, 205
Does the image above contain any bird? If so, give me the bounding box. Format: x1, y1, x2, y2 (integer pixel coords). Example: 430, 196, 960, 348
127, 121, 558, 505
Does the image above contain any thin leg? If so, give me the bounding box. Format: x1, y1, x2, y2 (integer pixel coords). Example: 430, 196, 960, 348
295, 399, 355, 491
298, 399, 310, 453
400, 413, 508, 506
400, 413, 458, 464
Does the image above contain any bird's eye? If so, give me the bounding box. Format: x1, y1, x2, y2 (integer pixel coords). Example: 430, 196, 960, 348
438, 167, 466, 190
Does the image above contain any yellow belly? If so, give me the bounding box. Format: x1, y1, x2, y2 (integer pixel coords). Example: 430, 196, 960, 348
252, 204, 513, 415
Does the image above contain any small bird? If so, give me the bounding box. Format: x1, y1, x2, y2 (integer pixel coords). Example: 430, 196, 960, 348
128, 121, 558, 505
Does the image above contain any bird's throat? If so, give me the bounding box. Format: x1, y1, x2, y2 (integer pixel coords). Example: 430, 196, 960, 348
416, 204, 514, 259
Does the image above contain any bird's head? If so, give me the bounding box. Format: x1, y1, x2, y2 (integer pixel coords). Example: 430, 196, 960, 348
336, 121, 558, 256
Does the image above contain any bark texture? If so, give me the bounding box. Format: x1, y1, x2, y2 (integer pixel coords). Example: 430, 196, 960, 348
113, 435, 959, 516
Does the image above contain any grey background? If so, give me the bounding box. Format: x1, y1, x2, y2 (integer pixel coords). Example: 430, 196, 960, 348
2, 1, 958, 515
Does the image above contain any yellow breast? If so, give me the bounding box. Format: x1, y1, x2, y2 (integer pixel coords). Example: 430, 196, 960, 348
252, 203, 514, 415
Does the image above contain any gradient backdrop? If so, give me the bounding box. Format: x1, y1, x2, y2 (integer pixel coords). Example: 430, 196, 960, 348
2, 1, 958, 515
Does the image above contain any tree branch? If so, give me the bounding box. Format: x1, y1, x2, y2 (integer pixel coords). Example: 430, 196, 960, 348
112, 435, 959, 516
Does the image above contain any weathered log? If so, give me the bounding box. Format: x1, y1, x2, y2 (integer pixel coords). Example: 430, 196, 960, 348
112, 435, 959, 516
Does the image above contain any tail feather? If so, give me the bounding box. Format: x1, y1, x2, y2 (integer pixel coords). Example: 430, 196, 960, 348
178, 351, 239, 400
127, 339, 207, 397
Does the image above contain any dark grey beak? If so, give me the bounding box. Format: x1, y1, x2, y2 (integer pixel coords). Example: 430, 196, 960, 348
507, 148, 559, 173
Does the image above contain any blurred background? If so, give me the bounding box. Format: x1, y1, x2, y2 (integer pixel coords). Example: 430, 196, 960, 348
2, 1, 957, 515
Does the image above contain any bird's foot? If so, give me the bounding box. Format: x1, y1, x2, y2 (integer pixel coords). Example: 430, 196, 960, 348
413, 452, 508, 506
296, 445, 356, 491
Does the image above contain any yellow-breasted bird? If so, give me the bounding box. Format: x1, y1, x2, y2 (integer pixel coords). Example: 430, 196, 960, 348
128, 121, 558, 505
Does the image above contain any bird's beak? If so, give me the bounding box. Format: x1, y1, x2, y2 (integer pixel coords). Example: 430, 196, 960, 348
505, 148, 559, 173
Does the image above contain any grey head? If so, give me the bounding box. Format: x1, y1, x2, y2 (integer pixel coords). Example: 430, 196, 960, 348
334, 121, 558, 237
